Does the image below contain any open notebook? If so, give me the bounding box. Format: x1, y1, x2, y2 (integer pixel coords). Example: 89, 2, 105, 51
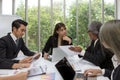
28, 66, 46, 77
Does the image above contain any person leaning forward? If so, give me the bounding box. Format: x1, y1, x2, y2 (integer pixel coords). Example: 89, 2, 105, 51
0, 19, 40, 69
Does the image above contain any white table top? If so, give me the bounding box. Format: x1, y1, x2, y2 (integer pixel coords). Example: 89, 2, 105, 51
0, 50, 110, 80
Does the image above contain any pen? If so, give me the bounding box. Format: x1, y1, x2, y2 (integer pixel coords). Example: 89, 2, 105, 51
40, 66, 44, 73
76, 70, 81, 72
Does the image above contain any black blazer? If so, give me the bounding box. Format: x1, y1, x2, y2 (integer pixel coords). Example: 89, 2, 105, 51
0, 33, 35, 69
104, 69, 113, 79
105, 64, 120, 80
42, 36, 72, 56
83, 40, 114, 70
112, 65, 120, 80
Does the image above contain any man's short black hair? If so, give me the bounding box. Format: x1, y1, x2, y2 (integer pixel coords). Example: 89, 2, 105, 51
12, 19, 28, 31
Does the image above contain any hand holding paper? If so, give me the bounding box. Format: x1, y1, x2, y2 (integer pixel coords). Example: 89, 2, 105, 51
19, 57, 33, 63
32, 53, 41, 60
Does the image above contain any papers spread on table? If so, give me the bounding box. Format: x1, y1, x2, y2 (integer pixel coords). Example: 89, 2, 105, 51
28, 66, 46, 77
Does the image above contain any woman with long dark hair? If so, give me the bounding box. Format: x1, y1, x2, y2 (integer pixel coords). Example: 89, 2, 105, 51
42, 22, 72, 59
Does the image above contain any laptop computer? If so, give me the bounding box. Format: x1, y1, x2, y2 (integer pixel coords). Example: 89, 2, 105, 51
55, 57, 97, 80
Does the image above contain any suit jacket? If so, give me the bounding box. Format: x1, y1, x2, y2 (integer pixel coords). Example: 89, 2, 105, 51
0, 33, 35, 69
104, 69, 112, 79
42, 35, 72, 56
112, 65, 120, 80
83, 40, 114, 70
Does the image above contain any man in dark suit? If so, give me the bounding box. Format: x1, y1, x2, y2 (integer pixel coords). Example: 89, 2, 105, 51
83, 21, 114, 79
69, 21, 114, 78
83, 21, 113, 70
0, 19, 40, 69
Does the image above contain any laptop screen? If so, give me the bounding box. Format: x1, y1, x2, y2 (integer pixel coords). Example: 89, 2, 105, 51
55, 57, 75, 80
55, 57, 97, 80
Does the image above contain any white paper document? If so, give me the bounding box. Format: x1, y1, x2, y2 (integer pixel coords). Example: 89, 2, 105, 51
28, 66, 46, 77
59, 46, 85, 56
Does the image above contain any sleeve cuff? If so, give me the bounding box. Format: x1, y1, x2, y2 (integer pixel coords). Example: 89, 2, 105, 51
101, 69, 105, 75
80, 50, 85, 56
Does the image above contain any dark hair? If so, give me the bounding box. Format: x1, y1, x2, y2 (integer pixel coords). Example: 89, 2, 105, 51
88, 21, 102, 36
12, 19, 28, 31
53, 22, 66, 37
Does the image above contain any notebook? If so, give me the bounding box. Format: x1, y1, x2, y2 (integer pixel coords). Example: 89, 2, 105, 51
55, 57, 97, 80
28, 66, 46, 77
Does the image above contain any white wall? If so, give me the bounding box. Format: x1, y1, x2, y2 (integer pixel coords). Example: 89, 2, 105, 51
0, 15, 21, 38
0, 0, 2, 14
116, 0, 120, 19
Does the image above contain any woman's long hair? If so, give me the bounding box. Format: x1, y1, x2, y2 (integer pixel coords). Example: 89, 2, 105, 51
99, 20, 120, 61
53, 22, 66, 38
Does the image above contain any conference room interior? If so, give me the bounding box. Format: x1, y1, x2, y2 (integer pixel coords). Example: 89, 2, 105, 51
0, 0, 120, 80
1, 0, 120, 52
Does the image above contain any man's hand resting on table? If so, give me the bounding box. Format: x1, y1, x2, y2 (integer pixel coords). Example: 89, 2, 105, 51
69, 46, 82, 52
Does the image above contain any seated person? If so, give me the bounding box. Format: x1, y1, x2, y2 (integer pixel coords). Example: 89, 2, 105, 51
0, 72, 28, 80
70, 21, 114, 70
42, 22, 72, 59
0, 19, 40, 69
84, 20, 120, 80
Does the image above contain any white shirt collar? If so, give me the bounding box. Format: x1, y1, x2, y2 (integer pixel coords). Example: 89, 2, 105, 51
112, 55, 120, 68
10, 32, 17, 43
111, 55, 120, 80
94, 39, 98, 47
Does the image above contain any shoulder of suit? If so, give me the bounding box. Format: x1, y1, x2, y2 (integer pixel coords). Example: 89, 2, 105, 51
49, 35, 53, 38
114, 64, 120, 75
49, 35, 56, 39
0, 34, 10, 40
0, 35, 11, 44
116, 64, 120, 69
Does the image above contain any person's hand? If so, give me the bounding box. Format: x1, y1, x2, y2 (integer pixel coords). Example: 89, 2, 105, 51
20, 63, 31, 68
19, 57, 33, 63
84, 69, 102, 77
43, 53, 49, 59
63, 36, 72, 44
15, 72, 28, 80
33, 53, 41, 59
12, 63, 31, 69
69, 46, 82, 52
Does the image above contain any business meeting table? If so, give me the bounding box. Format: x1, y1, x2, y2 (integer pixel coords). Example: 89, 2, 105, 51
0, 50, 110, 80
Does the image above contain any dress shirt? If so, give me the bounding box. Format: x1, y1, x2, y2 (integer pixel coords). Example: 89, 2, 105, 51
10, 33, 18, 44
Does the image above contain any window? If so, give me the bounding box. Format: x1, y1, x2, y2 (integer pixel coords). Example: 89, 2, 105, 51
1, 0, 115, 51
